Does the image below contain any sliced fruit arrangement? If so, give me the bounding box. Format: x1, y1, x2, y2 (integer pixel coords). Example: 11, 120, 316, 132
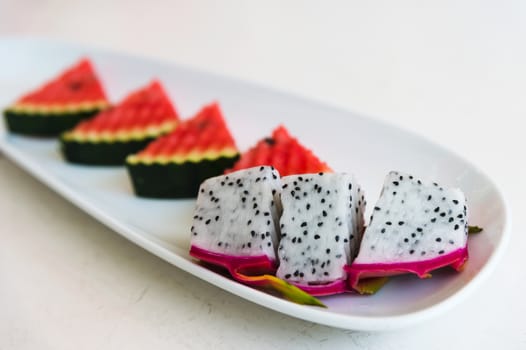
346, 171, 470, 289
126, 102, 239, 198
60, 80, 179, 165
226, 125, 332, 175
3, 58, 109, 136
190, 167, 477, 303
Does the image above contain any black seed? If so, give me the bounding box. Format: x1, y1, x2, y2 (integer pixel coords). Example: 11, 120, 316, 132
393, 191, 397, 196
267, 242, 272, 247
282, 184, 288, 189
427, 195, 432, 201
335, 235, 340, 242
404, 238, 409, 243
247, 220, 252, 226
314, 235, 320, 240
326, 248, 331, 254
312, 268, 316, 274
247, 242, 251, 248
306, 203, 311, 210
374, 206, 381, 211
411, 233, 416, 238
250, 230, 256, 237
381, 228, 386, 234
431, 218, 437, 223
398, 221, 404, 226
409, 250, 415, 254
454, 224, 460, 230
417, 227, 423, 232
205, 219, 211, 225
421, 251, 426, 256
393, 181, 399, 186
317, 222, 323, 227
241, 197, 246, 203
255, 210, 260, 215
436, 237, 442, 242
322, 210, 327, 217
434, 207, 440, 213
321, 198, 326, 204
438, 250, 445, 254
215, 216, 219, 222
452, 199, 459, 205
386, 221, 392, 225
303, 230, 308, 236
264, 212, 270, 216
285, 274, 291, 279
449, 217, 454, 223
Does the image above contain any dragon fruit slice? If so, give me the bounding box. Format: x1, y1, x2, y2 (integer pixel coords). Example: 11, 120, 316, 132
347, 171, 469, 289
190, 166, 326, 306
276, 173, 366, 296
190, 166, 282, 274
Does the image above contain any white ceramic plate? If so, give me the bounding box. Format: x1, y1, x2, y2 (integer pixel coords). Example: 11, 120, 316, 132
0, 37, 511, 331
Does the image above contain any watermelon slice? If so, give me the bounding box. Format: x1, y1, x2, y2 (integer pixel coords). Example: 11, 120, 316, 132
60, 80, 179, 165
227, 125, 332, 175
3, 58, 109, 136
126, 102, 239, 198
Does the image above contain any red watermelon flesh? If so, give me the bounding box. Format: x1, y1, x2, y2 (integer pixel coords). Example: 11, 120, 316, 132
15, 58, 108, 108
131, 102, 238, 162
227, 125, 332, 175
69, 80, 179, 138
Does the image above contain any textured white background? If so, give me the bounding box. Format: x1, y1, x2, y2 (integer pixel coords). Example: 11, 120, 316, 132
0, 1, 525, 349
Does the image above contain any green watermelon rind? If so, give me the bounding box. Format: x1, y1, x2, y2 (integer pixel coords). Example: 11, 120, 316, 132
3, 108, 104, 137
60, 136, 160, 166
126, 155, 239, 198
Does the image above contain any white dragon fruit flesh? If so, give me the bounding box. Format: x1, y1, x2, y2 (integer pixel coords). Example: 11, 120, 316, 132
276, 173, 365, 295
189, 166, 282, 274
347, 171, 469, 288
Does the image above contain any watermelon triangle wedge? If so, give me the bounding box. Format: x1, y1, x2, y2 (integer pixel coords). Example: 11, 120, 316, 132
227, 125, 332, 175
3, 58, 110, 136
126, 102, 240, 198
60, 80, 180, 165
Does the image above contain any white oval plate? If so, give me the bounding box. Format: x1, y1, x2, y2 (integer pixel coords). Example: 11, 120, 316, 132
0, 37, 511, 331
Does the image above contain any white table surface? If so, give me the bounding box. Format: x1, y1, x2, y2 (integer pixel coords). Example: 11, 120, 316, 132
0, 1, 525, 349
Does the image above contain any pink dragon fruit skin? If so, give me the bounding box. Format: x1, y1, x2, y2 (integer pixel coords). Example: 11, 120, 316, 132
276, 173, 366, 296
189, 166, 282, 276
346, 171, 469, 289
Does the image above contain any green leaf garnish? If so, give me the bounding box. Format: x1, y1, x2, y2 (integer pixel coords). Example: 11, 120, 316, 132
468, 225, 483, 234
